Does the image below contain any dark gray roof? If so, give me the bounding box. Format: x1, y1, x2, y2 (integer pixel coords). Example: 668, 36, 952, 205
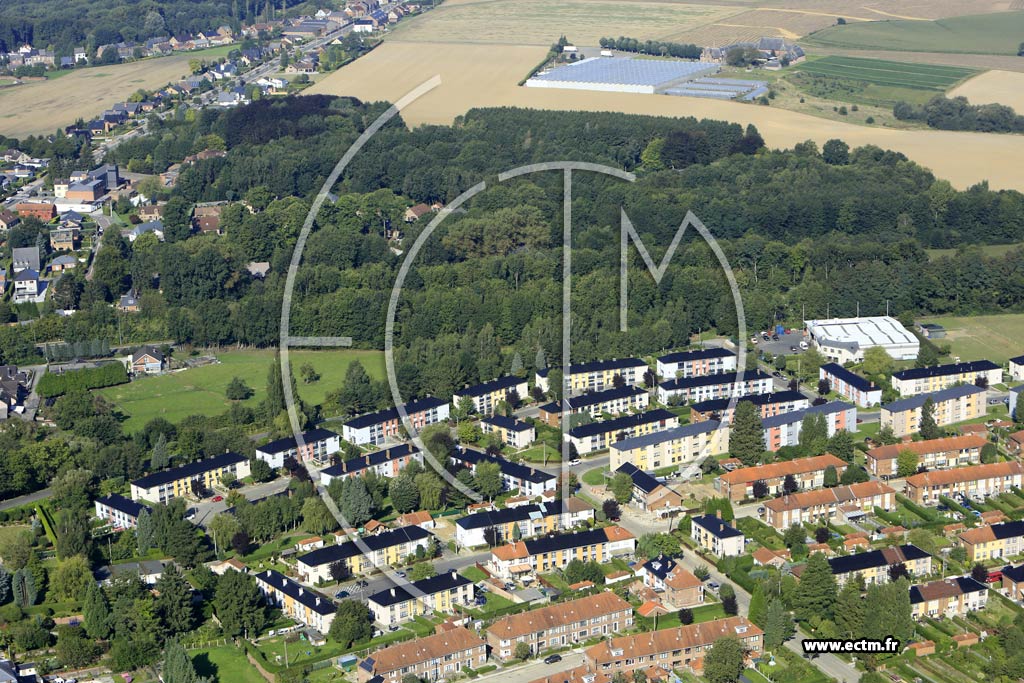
820, 363, 877, 393
691, 514, 743, 540
256, 569, 336, 615
132, 451, 245, 489
659, 369, 770, 391
761, 401, 854, 429
893, 360, 999, 382
367, 571, 471, 607
883, 384, 986, 414
567, 409, 675, 439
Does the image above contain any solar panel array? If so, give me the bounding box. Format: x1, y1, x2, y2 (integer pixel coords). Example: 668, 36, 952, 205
664, 77, 767, 101
533, 57, 715, 87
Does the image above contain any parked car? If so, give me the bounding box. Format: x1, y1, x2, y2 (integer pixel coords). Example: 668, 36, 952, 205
544, 654, 562, 665
335, 590, 350, 599
395, 571, 406, 578
569, 458, 581, 466
211, 495, 223, 502
708, 581, 720, 590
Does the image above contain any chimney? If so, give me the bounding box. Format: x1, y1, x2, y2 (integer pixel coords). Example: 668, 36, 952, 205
390, 588, 396, 597
716, 509, 722, 519
299, 587, 304, 596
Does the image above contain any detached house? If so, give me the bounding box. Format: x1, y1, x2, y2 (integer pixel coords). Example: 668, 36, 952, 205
131, 346, 165, 374
690, 513, 745, 557
638, 554, 704, 607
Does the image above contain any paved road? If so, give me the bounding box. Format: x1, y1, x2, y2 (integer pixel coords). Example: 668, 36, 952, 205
477, 652, 586, 683
0, 487, 51, 511
317, 547, 493, 601
193, 476, 294, 528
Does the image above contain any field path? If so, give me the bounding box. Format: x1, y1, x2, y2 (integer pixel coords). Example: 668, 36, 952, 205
861, 6, 929, 21
311, 40, 1024, 191
714, 22, 801, 39
751, 7, 874, 22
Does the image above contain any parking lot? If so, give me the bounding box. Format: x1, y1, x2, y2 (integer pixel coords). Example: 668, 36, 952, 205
753, 331, 808, 357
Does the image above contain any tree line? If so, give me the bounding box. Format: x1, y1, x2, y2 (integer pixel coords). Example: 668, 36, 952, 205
598, 36, 702, 59
894, 95, 1024, 134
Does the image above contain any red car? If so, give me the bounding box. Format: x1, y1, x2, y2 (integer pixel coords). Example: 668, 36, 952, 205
212, 495, 223, 502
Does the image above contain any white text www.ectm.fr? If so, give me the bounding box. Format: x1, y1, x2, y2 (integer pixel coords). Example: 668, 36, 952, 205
802, 638, 900, 654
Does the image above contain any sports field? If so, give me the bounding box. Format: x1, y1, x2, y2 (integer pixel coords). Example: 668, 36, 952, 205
917, 314, 1024, 364
950, 70, 1024, 111
98, 348, 385, 432
794, 56, 977, 90
805, 11, 1024, 55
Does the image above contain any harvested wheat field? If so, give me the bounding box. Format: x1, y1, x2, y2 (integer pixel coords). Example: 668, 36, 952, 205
309, 41, 1024, 191
950, 70, 1024, 111
0, 53, 201, 138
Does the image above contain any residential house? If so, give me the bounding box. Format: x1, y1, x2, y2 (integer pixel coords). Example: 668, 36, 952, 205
296, 537, 325, 552
452, 376, 528, 417
125, 220, 165, 242
0, 210, 19, 230
892, 360, 1002, 396
486, 592, 633, 660
903, 461, 1024, 506
656, 347, 737, 379
130, 451, 250, 502
449, 448, 557, 496
367, 571, 474, 627
455, 498, 594, 548
689, 390, 808, 425
536, 358, 648, 395
690, 513, 745, 556
714, 454, 848, 502
296, 526, 432, 582
320, 443, 423, 486
255, 570, 336, 633
824, 544, 932, 587
255, 428, 341, 468
397, 511, 435, 530
608, 421, 728, 472
538, 386, 650, 427
192, 203, 224, 233
881, 385, 986, 437
763, 481, 896, 529
49, 226, 79, 251
865, 435, 986, 478
356, 627, 486, 683
131, 346, 165, 374
119, 289, 141, 312
480, 415, 535, 449
566, 409, 679, 455
342, 396, 450, 445
762, 401, 857, 452
1009, 355, 1024, 382
613, 463, 683, 513
404, 203, 432, 222
909, 577, 988, 619
657, 370, 773, 404
137, 204, 164, 221
11, 270, 41, 304
488, 526, 636, 580
584, 617, 763, 675
637, 554, 704, 607
1000, 564, 1024, 600
959, 521, 1024, 562
94, 493, 149, 529
819, 363, 882, 407
11, 246, 40, 273
100, 560, 166, 585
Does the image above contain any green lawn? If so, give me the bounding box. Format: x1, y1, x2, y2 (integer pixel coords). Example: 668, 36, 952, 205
582, 467, 609, 486
793, 56, 977, 91
460, 566, 488, 582
0, 524, 31, 548
916, 313, 1024, 364
804, 11, 1024, 55
191, 645, 267, 683
98, 348, 385, 432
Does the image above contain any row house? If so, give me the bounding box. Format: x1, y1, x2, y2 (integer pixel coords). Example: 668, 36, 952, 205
656, 370, 773, 404
690, 513, 745, 557
881, 384, 986, 437
823, 544, 932, 587
536, 358, 648, 395
714, 454, 848, 502
320, 443, 423, 486
367, 571, 474, 627
342, 396, 450, 445
909, 577, 988, 620
455, 498, 594, 548
613, 463, 683, 513
608, 420, 728, 472
566, 409, 678, 455
959, 521, 1024, 562
865, 435, 986, 478
763, 481, 896, 529
296, 526, 432, 582
481, 415, 536, 449
1010, 354, 1024, 382
453, 375, 528, 416
255, 570, 336, 633
903, 461, 1024, 506
892, 360, 1002, 397
488, 526, 636, 580
449, 448, 557, 496
819, 363, 882, 407
130, 451, 250, 503
94, 493, 149, 529
356, 626, 486, 683
1000, 564, 1024, 600
689, 390, 808, 425
637, 555, 704, 607
538, 385, 649, 427
486, 592, 633, 660
255, 428, 340, 468
656, 347, 736, 379
584, 617, 763, 675
762, 401, 857, 452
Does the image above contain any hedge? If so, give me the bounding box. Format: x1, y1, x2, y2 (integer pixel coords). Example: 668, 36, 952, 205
37, 362, 128, 398
896, 494, 938, 522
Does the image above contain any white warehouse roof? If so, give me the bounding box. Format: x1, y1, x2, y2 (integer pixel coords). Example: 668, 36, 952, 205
804, 316, 919, 361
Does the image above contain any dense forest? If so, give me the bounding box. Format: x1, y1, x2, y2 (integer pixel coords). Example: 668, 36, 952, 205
5, 96, 1024, 409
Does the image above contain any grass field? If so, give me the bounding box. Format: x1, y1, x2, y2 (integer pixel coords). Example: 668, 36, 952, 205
951, 70, 1024, 111
926, 242, 1024, 260
917, 314, 1024, 364
794, 56, 977, 91
805, 11, 1024, 55
308, 41, 1024, 191
0, 46, 232, 138
98, 349, 385, 432
191, 645, 266, 683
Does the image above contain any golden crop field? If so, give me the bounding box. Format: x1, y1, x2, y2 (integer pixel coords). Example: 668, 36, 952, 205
949, 70, 1024, 110
309, 40, 1024, 191
0, 52, 211, 138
